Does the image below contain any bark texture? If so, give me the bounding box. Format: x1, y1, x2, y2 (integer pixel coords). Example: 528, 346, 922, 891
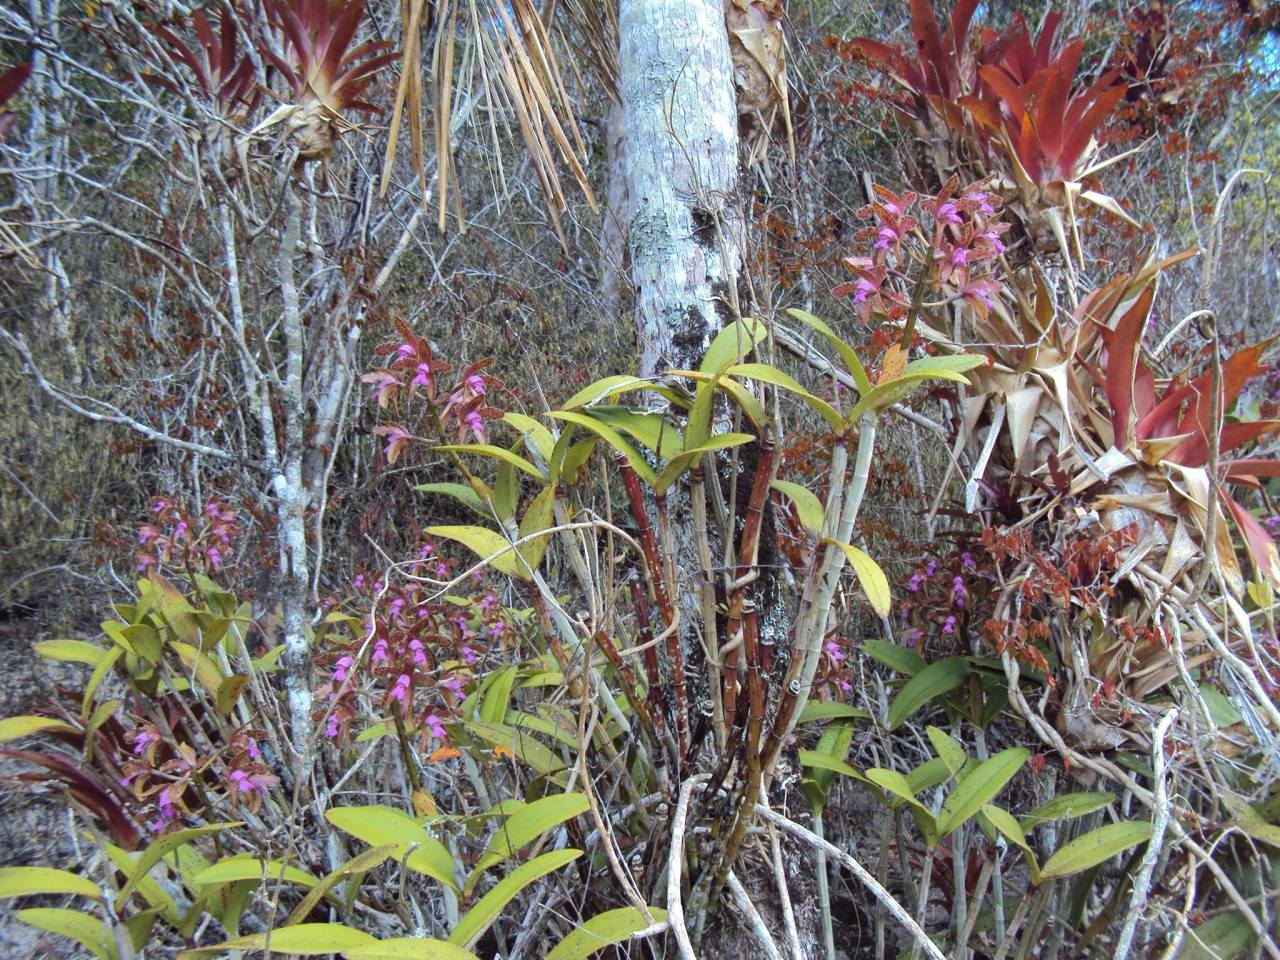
618, 0, 741, 375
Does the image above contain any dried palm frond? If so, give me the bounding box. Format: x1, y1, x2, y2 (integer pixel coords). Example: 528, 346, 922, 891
380, 0, 598, 245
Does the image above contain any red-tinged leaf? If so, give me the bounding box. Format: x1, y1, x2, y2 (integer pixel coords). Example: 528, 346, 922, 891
0, 63, 31, 107
1171, 342, 1272, 462
1217, 422, 1280, 457
1035, 11, 1063, 67
1056, 82, 1125, 180
960, 94, 1000, 128
1223, 493, 1280, 588
1001, 15, 1034, 79
219, 5, 237, 80
1138, 381, 1193, 440
193, 10, 215, 62
909, 0, 948, 93
1037, 41, 1083, 161
846, 38, 924, 92
980, 65, 1029, 118
950, 0, 980, 54
1100, 285, 1155, 448
1225, 459, 1280, 481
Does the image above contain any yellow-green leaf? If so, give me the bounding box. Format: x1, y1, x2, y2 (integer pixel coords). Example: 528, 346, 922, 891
35, 639, 107, 667
926, 727, 967, 775
414, 483, 491, 519
700, 317, 767, 374
828, 540, 891, 616
517, 485, 557, 570
785, 308, 872, 395
285, 844, 400, 927
192, 857, 320, 889
937, 748, 1028, 836
182, 922, 375, 956
325, 806, 458, 892
1039, 821, 1153, 880
119, 822, 243, 903
345, 939, 479, 959
546, 906, 668, 960
16, 908, 117, 960
548, 411, 657, 486
0, 715, 77, 742
0, 867, 102, 900
770, 480, 826, 535
434, 444, 543, 480
885, 657, 969, 730
426, 525, 527, 580
503, 412, 556, 463
1019, 792, 1114, 832
450, 850, 581, 948
466, 793, 590, 887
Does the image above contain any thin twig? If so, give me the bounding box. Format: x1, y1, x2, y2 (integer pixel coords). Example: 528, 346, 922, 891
754, 803, 947, 960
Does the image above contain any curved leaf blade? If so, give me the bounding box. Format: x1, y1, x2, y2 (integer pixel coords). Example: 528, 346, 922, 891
449, 849, 582, 948
1039, 821, 1153, 880
546, 906, 668, 960
938, 748, 1028, 836
886, 657, 969, 730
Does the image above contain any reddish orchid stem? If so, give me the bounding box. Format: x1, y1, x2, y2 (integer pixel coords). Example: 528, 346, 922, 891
721, 440, 776, 726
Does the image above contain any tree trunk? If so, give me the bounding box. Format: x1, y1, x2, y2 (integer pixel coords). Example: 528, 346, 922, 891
618, 0, 741, 376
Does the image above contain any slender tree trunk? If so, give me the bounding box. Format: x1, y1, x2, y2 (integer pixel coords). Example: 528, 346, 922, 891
618, 0, 741, 375
277, 182, 313, 755
599, 99, 630, 330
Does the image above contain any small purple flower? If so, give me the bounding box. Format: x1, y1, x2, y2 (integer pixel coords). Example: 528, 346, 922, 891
230, 769, 252, 791
410, 639, 427, 666
133, 731, 158, 756
909, 572, 925, 593
441, 675, 464, 696
173, 521, 188, 539
465, 410, 485, 436
951, 575, 966, 608
390, 597, 406, 618
961, 551, 975, 570
465, 373, 486, 394
151, 499, 167, 514
246, 738, 261, 760
390, 673, 411, 705
925, 559, 938, 577
854, 278, 877, 304
937, 202, 962, 224
353, 574, 365, 590
839, 679, 852, 693
373, 640, 389, 663
425, 713, 447, 739
396, 343, 417, 361
333, 655, 355, 683
137, 554, 156, 573
206, 546, 223, 570
157, 792, 176, 821
139, 528, 156, 546
460, 645, 477, 666
824, 640, 845, 663
979, 230, 1005, 254
950, 246, 969, 267
418, 543, 434, 559
411, 362, 432, 390
120, 771, 139, 788
480, 593, 498, 615
489, 620, 506, 640
969, 192, 995, 215
942, 615, 957, 634
875, 226, 898, 250
325, 714, 340, 738
436, 561, 449, 578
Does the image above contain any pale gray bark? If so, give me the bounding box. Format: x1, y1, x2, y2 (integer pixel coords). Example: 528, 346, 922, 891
599, 98, 629, 330
618, 0, 740, 375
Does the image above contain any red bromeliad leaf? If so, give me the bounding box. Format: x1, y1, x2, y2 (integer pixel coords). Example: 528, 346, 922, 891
265, 0, 396, 114
1100, 285, 1155, 449
1225, 459, 1280, 481
1169, 342, 1272, 464
0, 62, 32, 106
1223, 493, 1280, 588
